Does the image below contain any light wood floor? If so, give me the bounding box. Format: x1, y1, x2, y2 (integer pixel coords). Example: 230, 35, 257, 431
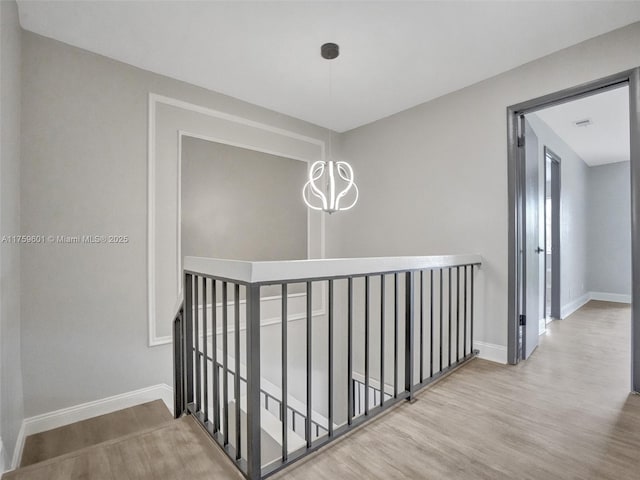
274, 301, 640, 480
4, 415, 243, 480
20, 400, 172, 467
7, 301, 637, 479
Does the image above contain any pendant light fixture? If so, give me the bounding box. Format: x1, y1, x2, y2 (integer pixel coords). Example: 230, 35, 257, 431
303, 43, 359, 214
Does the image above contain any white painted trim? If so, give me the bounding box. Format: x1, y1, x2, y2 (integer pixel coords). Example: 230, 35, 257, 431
176, 131, 183, 297
22, 384, 173, 436
473, 341, 508, 364
8, 384, 173, 471
8, 423, 25, 472
147, 94, 157, 346
184, 254, 483, 284
589, 291, 632, 304
147, 92, 327, 346
351, 371, 394, 397
195, 292, 326, 336
561, 293, 591, 319
151, 291, 327, 346
559, 291, 631, 322
539, 317, 546, 335
150, 94, 325, 149
180, 130, 315, 164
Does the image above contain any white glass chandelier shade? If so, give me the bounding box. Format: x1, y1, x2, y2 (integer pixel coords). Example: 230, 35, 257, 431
302, 158, 359, 214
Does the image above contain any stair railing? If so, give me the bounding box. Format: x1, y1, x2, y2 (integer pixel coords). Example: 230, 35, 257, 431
175, 255, 481, 479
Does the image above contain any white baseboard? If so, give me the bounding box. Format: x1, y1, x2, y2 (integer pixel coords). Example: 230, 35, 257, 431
8, 383, 173, 471
9, 423, 25, 473
473, 341, 507, 364
561, 293, 590, 319
589, 292, 632, 304
561, 292, 631, 320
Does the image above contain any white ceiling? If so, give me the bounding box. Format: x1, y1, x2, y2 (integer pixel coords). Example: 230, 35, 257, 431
533, 86, 630, 166
16, 1, 640, 132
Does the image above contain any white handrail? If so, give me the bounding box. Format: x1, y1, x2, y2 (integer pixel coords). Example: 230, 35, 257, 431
183, 254, 482, 284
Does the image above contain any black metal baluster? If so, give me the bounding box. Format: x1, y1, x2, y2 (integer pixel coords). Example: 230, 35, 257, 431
456, 266, 460, 362
448, 268, 452, 367
195, 275, 201, 413
176, 263, 482, 479
173, 307, 184, 418
471, 266, 475, 352
281, 283, 288, 460
245, 283, 261, 480
394, 273, 399, 398
464, 266, 468, 357
185, 274, 194, 408
328, 280, 334, 436
234, 284, 241, 460
222, 281, 229, 446
203, 278, 208, 423
405, 272, 414, 398
306, 281, 312, 448
212, 280, 219, 433
347, 278, 353, 425
364, 276, 370, 415
429, 270, 434, 378
420, 270, 424, 382
439, 269, 443, 373
380, 274, 385, 407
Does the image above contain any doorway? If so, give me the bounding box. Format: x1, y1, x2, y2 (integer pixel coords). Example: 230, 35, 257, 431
543, 148, 561, 324
507, 68, 640, 393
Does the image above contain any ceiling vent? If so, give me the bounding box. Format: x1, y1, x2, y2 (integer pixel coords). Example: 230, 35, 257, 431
573, 118, 593, 127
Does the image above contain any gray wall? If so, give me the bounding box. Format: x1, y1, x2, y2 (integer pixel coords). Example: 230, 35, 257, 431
527, 114, 590, 317
181, 137, 307, 262
0, 0, 24, 466
587, 161, 631, 296
328, 22, 640, 353
20, 31, 330, 418
13, 11, 640, 429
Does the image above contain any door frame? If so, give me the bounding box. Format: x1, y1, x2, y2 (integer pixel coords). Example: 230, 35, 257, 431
543, 147, 561, 322
507, 68, 640, 393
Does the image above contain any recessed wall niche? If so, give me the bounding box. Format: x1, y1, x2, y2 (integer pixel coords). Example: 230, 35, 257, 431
181, 137, 308, 263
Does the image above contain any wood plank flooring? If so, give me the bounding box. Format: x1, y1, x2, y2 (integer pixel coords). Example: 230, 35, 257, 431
4, 415, 243, 480
20, 400, 173, 467
7, 301, 637, 479
274, 301, 640, 480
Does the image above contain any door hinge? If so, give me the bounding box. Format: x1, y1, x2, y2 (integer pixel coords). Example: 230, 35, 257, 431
517, 115, 526, 148
519, 314, 526, 326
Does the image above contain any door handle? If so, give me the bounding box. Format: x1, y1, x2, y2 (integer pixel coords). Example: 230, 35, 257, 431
535, 247, 544, 254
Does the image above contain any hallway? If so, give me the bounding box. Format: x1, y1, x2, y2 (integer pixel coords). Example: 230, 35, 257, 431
275, 301, 639, 479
